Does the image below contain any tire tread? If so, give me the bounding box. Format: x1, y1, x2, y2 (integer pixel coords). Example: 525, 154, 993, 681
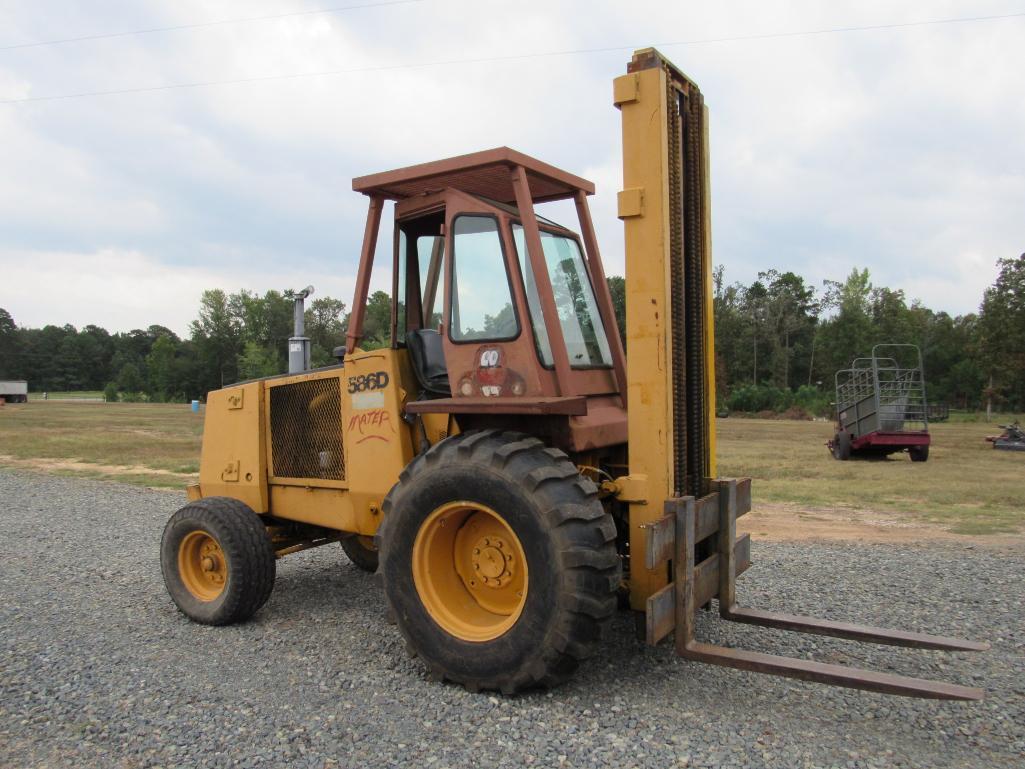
380, 429, 620, 693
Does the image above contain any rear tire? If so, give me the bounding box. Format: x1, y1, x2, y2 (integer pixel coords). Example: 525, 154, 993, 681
379, 430, 620, 694
161, 497, 276, 625
909, 445, 929, 462
833, 430, 852, 460
341, 535, 379, 573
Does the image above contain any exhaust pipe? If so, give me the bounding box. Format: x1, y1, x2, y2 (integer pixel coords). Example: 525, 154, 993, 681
288, 285, 314, 374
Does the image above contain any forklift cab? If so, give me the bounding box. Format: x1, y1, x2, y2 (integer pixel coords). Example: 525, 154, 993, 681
345, 148, 628, 452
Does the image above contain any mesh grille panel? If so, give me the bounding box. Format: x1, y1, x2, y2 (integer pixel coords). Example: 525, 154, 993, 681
269, 378, 345, 480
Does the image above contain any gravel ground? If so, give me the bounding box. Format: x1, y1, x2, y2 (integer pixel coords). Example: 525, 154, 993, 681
0, 468, 1022, 769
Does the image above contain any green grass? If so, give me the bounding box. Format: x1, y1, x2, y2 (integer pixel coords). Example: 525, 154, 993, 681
717, 417, 1024, 535
945, 410, 1024, 424
1, 401, 1021, 536
0, 401, 203, 485
29, 390, 106, 399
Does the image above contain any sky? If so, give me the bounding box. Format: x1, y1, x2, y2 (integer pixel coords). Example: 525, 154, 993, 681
1, 0, 1023, 336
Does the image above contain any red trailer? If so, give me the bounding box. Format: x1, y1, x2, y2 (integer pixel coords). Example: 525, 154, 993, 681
829, 345, 930, 462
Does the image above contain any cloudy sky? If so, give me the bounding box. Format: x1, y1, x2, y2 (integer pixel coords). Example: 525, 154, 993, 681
1, 0, 1022, 336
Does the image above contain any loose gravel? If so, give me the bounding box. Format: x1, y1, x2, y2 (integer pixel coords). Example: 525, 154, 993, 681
0, 468, 1022, 769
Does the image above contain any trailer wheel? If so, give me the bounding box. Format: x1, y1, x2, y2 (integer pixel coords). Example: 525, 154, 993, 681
909, 445, 929, 462
341, 535, 379, 573
161, 497, 276, 625
833, 431, 852, 461
379, 430, 620, 694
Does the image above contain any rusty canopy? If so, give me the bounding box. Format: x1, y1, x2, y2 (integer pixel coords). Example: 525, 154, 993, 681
351, 147, 595, 204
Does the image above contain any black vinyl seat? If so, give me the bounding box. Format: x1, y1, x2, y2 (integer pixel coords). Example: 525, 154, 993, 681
406, 329, 451, 397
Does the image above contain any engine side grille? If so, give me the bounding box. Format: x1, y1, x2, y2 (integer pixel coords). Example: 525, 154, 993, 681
269, 378, 345, 480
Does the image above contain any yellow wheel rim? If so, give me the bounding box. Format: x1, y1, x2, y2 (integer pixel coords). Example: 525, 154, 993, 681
178, 530, 228, 601
412, 501, 528, 642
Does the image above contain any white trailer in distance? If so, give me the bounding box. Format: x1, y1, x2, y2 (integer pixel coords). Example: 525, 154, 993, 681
0, 380, 28, 403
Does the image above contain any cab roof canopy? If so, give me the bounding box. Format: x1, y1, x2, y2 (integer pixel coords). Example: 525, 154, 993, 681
351, 147, 594, 205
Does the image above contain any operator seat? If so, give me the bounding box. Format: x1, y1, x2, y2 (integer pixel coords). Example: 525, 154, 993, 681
406, 329, 451, 397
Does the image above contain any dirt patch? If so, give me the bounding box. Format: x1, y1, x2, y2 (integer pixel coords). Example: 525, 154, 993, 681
739, 502, 1025, 550
0, 454, 195, 481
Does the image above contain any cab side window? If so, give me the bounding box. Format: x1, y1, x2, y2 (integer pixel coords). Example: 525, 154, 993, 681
450, 216, 519, 342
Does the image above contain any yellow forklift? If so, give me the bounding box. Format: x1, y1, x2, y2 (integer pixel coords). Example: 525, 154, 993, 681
161, 48, 986, 698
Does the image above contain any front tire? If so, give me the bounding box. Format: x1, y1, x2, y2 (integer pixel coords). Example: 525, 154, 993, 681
379, 430, 620, 693
161, 497, 276, 625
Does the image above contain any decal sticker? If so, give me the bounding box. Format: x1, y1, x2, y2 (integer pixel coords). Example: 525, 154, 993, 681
351, 390, 386, 410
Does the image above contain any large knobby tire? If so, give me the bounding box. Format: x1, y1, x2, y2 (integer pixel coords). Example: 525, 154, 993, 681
833, 430, 852, 461
909, 445, 929, 462
378, 430, 620, 694
341, 535, 379, 573
161, 497, 276, 625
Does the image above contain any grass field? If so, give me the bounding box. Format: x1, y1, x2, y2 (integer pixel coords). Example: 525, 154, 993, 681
29, 391, 105, 400
0, 401, 202, 488
0, 401, 1021, 536
717, 417, 1023, 535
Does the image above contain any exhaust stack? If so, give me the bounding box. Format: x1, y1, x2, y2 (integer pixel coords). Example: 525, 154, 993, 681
288, 286, 314, 374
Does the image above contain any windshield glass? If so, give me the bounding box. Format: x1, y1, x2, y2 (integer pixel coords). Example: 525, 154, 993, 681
512, 225, 612, 368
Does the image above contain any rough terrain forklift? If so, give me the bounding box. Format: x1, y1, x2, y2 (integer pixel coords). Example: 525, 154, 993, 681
161, 48, 986, 699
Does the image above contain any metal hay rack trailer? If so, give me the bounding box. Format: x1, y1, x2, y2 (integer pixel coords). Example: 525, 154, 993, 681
830, 344, 930, 462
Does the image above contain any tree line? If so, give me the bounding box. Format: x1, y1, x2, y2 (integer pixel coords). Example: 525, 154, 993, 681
0, 289, 392, 402
709, 255, 1025, 415
0, 254, 1021, 412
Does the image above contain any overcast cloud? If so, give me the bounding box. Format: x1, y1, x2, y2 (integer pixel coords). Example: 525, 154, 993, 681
1, 0, 1022, 335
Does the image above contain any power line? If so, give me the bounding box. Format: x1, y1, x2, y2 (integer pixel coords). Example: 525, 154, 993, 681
0, 0, 425, 52
2, 11, 1023, 105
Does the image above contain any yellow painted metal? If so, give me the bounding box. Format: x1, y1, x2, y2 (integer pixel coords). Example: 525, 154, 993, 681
186, 484, 201, 502
617, 188, 644, 218
421, 411, 455, 446
340, 348, 416, 532
268, 485, 361, 531
178, 530, 227, 601
252, 349, 416, 534
615, 60, 675, 610
702, 103, 717, 478
196, 346, 420, 537
609, 473, 650, 503
412, 501, 528, 642
197, 382, 267, 513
